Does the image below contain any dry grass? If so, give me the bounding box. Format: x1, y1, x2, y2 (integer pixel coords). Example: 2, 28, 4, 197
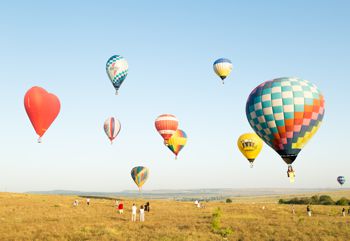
0, 192, 350, 240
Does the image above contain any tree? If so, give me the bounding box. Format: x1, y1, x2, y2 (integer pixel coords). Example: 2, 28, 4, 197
336, 197, 350, 206
319, 195, 335, 205
310, 195, 319, 204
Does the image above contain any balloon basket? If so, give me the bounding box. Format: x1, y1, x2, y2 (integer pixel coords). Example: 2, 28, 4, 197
289, 176, 295, 183
37, 137, 42, 143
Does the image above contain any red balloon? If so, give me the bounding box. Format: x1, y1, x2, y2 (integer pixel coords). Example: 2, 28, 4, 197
24, 86, 61, 142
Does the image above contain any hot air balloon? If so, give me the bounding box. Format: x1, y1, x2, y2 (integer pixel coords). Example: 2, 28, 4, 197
155, 114, 178, 145
24, 86, 61, 143
103, 117, 121, 144
106, 55, 128, 95
131, 166, 149, 190
237, 133, 263, 167
213, 58, 233, 84
337, 176, 345, 186
246, 77, 325, 181
167, 129, 187, 159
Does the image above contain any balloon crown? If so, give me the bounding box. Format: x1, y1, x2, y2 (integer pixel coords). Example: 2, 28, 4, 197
240, 139, 257, 150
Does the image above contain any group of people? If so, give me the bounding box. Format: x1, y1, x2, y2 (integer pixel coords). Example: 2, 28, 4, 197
290, 205, 350, 217
115, 200, 150, 222
341, 207, 350, 217
194, 200, 203, 208
72, 198, 90, 207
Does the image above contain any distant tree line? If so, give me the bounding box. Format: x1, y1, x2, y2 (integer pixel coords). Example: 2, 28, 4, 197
279, 195, 350, 206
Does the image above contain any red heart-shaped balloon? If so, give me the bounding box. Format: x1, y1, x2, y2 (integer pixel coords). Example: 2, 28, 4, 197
24, 86, 61, 142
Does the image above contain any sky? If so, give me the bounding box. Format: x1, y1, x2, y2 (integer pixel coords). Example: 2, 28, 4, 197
0, 1, 349, 192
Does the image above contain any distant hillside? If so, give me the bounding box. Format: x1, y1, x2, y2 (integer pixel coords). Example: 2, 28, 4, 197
26, 188, 348, 201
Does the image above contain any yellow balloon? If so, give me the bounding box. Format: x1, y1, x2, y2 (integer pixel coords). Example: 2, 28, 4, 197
237, 133, 263, 167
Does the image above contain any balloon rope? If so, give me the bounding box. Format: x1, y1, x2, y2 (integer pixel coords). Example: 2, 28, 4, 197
37, 137, 42, 143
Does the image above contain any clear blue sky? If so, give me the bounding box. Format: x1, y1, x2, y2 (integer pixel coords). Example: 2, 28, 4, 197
0, 1, 349, 192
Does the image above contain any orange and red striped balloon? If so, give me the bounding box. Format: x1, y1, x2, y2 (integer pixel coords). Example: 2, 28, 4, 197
155, 114, 178, 143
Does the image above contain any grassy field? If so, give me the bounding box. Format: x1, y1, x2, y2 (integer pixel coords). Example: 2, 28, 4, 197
0, 191, 350, 241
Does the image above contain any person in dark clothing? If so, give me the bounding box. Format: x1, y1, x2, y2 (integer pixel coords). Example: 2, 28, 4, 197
144, 202, 150, 212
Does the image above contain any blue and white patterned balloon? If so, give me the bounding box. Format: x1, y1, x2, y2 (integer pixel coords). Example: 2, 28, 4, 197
337, 176, 345, 186
106, 55, 128, 95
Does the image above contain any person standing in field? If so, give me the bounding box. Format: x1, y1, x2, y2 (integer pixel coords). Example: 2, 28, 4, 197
145, 202, 150, 212
86, 198, 90, 206
342, 208, 346, 217
292, 205, 295, 215
307, 205, 312, 217
115, 199, 119, 207
118, 201, 124, 214
194, 200, 198, 206
197, 201, 201, 208
140, 205, 145, 222
131, 203, 137, 222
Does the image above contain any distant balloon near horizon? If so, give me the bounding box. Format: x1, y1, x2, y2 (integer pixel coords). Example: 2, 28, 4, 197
237, 133, 263, 167
103, 117, 121, 144
167, 129, 187, 159
106, 55, 128, 95
155, 114, 179, 145
213, 58, 233, 84
337, 176, 345, 186
246, 77, 325, 174
24, 86, 61, 143
131, 166, 149, 190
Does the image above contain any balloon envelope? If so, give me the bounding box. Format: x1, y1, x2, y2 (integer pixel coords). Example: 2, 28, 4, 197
167, 129, 187, 158
104, 117, 121, 143
155, 114, 179, 143
131, 166, 149, 189
106, 55, 128, 94
337, 176, 345, 186
213, 58, 232, 83
246, 77, 325, 165
24, 86, 61, 142
237, 133, 263, 165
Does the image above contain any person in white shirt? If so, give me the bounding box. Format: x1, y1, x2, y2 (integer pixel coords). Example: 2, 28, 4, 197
197, 201, 201, 208
131, 204, 137, 222
86, 198, 90, 206
140, 205, 145, 222
194, 200, 198, 206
